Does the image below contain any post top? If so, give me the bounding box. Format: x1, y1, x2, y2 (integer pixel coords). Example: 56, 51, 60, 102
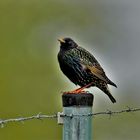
62, 92, 94, 107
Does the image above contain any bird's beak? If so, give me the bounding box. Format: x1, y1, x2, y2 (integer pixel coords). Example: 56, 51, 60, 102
58, 38, 65, 43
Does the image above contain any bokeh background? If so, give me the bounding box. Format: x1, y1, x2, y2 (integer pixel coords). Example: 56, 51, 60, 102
0, 0, 140, 139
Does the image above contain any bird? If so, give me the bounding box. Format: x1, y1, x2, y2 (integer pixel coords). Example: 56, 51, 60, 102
57, 37, 117, 103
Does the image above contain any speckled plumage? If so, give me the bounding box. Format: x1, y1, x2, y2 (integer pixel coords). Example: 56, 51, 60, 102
58, 38, 117, 103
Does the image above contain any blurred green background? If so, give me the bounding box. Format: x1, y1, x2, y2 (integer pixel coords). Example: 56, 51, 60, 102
0, 0, 140, 139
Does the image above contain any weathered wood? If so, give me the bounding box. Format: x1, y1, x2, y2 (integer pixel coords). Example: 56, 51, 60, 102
62, 93, 94, 140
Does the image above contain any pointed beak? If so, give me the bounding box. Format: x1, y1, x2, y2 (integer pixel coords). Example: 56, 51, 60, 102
58, 38, 65, 43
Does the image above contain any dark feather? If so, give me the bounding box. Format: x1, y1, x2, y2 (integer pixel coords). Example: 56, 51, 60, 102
58, 38, 117, 103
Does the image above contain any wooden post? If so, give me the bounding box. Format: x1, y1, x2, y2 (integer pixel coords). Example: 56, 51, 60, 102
62, 93, 94, 140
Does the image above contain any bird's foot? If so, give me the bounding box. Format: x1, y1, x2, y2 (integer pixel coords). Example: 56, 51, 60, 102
63, 88, 86, 94
63, 82, 94, 94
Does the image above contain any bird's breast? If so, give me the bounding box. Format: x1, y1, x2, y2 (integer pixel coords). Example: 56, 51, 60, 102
58, 51, 94, 86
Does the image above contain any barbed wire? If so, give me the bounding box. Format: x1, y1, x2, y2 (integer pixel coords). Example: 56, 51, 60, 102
0, 107, 140, 127
0, 113, 57, 128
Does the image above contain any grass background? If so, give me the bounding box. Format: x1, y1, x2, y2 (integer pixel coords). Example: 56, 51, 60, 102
0, 0, 140, 139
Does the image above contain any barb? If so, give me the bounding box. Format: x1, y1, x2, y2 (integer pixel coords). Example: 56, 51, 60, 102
0, 107, 140, 127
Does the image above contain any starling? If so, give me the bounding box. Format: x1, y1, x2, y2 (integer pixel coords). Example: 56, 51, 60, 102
57, 37, 117, 103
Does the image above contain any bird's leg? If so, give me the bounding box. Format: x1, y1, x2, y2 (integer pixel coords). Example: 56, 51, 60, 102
64, 82, 94, 94
74, 82, 94, 93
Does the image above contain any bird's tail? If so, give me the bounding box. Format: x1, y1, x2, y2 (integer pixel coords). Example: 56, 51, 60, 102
97, 83, 116, 103
107, 92, 116, 103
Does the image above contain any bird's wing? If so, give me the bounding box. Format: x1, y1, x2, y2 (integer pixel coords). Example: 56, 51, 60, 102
77, 47, 108, 83
86, 65, 107, 82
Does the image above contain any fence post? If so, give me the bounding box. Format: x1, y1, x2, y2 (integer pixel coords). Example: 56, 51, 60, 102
62, 92, 94, 140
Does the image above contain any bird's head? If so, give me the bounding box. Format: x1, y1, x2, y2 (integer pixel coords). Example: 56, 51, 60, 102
58, 37, 78, 51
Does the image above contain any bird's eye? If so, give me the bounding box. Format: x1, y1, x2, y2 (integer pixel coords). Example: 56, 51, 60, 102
67, 41, 72, 45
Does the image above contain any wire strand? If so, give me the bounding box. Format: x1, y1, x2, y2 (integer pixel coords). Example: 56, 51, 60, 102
0, 107, 140, 127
